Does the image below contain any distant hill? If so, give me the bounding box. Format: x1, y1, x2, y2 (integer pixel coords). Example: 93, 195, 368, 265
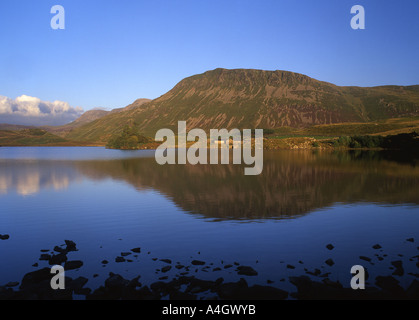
0, 124, 35, 131
0, 128, 94, 146
65, 68, 419, 144
44, 99, 151, 137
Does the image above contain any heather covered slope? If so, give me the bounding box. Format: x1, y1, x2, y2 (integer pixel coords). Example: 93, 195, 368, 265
64, 68, 419, 143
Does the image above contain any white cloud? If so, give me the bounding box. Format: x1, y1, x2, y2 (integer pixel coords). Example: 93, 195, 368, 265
0, 94, 84, 126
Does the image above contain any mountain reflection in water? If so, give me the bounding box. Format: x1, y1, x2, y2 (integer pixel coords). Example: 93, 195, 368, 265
1, 150, 418, 221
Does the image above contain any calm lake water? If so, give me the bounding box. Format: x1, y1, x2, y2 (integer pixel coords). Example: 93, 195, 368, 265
1, 147, 418, 295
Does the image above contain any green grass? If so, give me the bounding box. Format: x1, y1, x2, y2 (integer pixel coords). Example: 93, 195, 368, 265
0, 129, 89, 146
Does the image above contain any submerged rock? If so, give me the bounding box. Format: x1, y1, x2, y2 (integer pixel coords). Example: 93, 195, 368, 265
0, 234, 10, 240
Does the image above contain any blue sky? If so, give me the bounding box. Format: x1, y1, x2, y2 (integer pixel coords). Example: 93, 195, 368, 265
0, 0, 418, 116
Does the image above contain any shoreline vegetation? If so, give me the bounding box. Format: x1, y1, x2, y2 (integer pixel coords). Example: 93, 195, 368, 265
1, 117, 419, 151
1, 239, 418, 300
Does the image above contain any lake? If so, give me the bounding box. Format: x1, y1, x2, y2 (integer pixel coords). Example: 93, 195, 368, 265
1, 147, 419, 298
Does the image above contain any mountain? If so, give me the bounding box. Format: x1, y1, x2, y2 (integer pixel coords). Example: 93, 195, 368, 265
45, 99, 151, 138
0, 128, 89, 146
65, 68, 419, 143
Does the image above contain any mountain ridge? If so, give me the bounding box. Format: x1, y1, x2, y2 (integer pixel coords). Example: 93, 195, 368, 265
54, 68, 419, 143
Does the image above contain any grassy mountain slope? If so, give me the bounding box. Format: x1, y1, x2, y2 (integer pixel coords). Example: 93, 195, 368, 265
65, 69, 419, 143
0, 129, 93, 146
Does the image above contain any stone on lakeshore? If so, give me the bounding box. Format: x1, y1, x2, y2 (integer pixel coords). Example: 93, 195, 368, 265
326, 244, 334, 250
375, 275, 404, 295
359, 256, 371, 262
325, 259, 335, 267
39, 254, 51, 261
6, 282, 19, 287
64, 240, 77, 252
237, 266, 258, 276
115, 256, 125, 263
160, 259, 172, 264
161, 266, 172, 273
49, 253, 68, 265
131, 247, 141, 253
391, 260, 404, 276
64, 260, 83, 270
406, 279, 419, 299
54, 246, 67, 254
0, 234, 10, 240
372, 244, 382, 250
105, 273, 129, 290
191, 260, 205, 266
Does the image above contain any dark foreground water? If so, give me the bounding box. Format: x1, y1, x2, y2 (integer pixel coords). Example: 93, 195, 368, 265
0, 147, 418, 298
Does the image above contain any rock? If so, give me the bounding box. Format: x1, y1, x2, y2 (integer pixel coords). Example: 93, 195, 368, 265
105, 273, 129, 289
287, 264, 296, 269
359, 256, 371, 262
191, 260, 205, 266
32, 263, 38, 267
64, 260, 83, 270
175, 264, 184, 270
242, 285, 288, 300
6, 282, 19, 287
49, 253, 68, 265
322, 278, 343, 289
406, 279, 419, 299
70, 276, 89, 294
372, 244, 382, 250
0, 234, 10, 240
101, 260, 109, 264
160, 259, 172, 264
161, 266, 172, 273
217, 278, 248, 299
54, 246, 67, 254
120, 252, 131, 257
391, 260, 404, 276
375, 276, 404, 296
64, 240, 77, 252
406, 238, 414, 243
325, 259, 335, 267
326, 244, 334, 250
39, 254, 51, 261
224, 264, 233, 269
306, 268, 321, 276
115, 256, 125, 263
131, 247, 141, 253
170, 290, 197, 300
20, 268, 52, 290
237, 266, 258, 276
212, 267, 222, 272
